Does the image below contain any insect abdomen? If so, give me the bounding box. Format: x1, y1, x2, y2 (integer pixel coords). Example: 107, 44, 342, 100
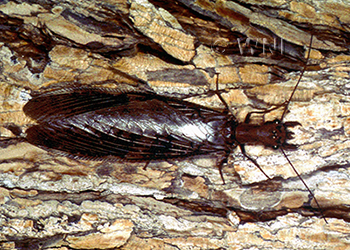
24, 89, 233, 161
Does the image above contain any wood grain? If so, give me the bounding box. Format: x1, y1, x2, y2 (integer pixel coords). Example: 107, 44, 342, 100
0, 0, 350, 249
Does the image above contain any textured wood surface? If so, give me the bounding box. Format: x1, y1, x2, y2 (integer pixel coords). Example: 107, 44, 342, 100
0, 0, 350, 249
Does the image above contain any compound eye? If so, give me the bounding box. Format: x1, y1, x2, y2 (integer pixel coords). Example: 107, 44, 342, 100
273, 145, 279, 149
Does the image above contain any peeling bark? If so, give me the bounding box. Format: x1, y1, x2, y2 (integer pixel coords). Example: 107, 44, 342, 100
0, 0, 350, 249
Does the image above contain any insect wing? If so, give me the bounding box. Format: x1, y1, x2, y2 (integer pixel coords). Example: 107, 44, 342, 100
24, 87, 225, 121
24, 88, 230, 161
23, 87, 150, 122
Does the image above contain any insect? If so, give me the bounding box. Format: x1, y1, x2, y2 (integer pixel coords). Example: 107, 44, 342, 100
1, 36, 326, 222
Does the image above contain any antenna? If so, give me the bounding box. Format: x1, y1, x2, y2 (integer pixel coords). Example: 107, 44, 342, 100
280, 148, 327, 223
280, 35, 314, 121
279, 34, 327, 223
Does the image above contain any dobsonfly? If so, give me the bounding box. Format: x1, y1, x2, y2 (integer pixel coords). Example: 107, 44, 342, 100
0, 36, 327, 222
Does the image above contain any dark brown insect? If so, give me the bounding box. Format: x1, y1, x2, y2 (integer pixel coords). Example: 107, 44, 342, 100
1, 36, 326, 222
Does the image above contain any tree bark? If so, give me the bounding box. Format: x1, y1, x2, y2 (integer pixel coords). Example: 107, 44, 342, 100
0, 0, 350, 249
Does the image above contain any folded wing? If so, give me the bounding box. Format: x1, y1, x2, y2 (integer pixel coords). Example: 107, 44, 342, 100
24, 87, 229, 160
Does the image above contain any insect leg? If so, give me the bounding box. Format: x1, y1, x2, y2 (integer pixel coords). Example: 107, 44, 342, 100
213, 73, 230, 114
216, 151, 231, 185
213, 73, 272, 182
244, 105, 286, 124
143, 160, 151, 170
239, 144, 271, 180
